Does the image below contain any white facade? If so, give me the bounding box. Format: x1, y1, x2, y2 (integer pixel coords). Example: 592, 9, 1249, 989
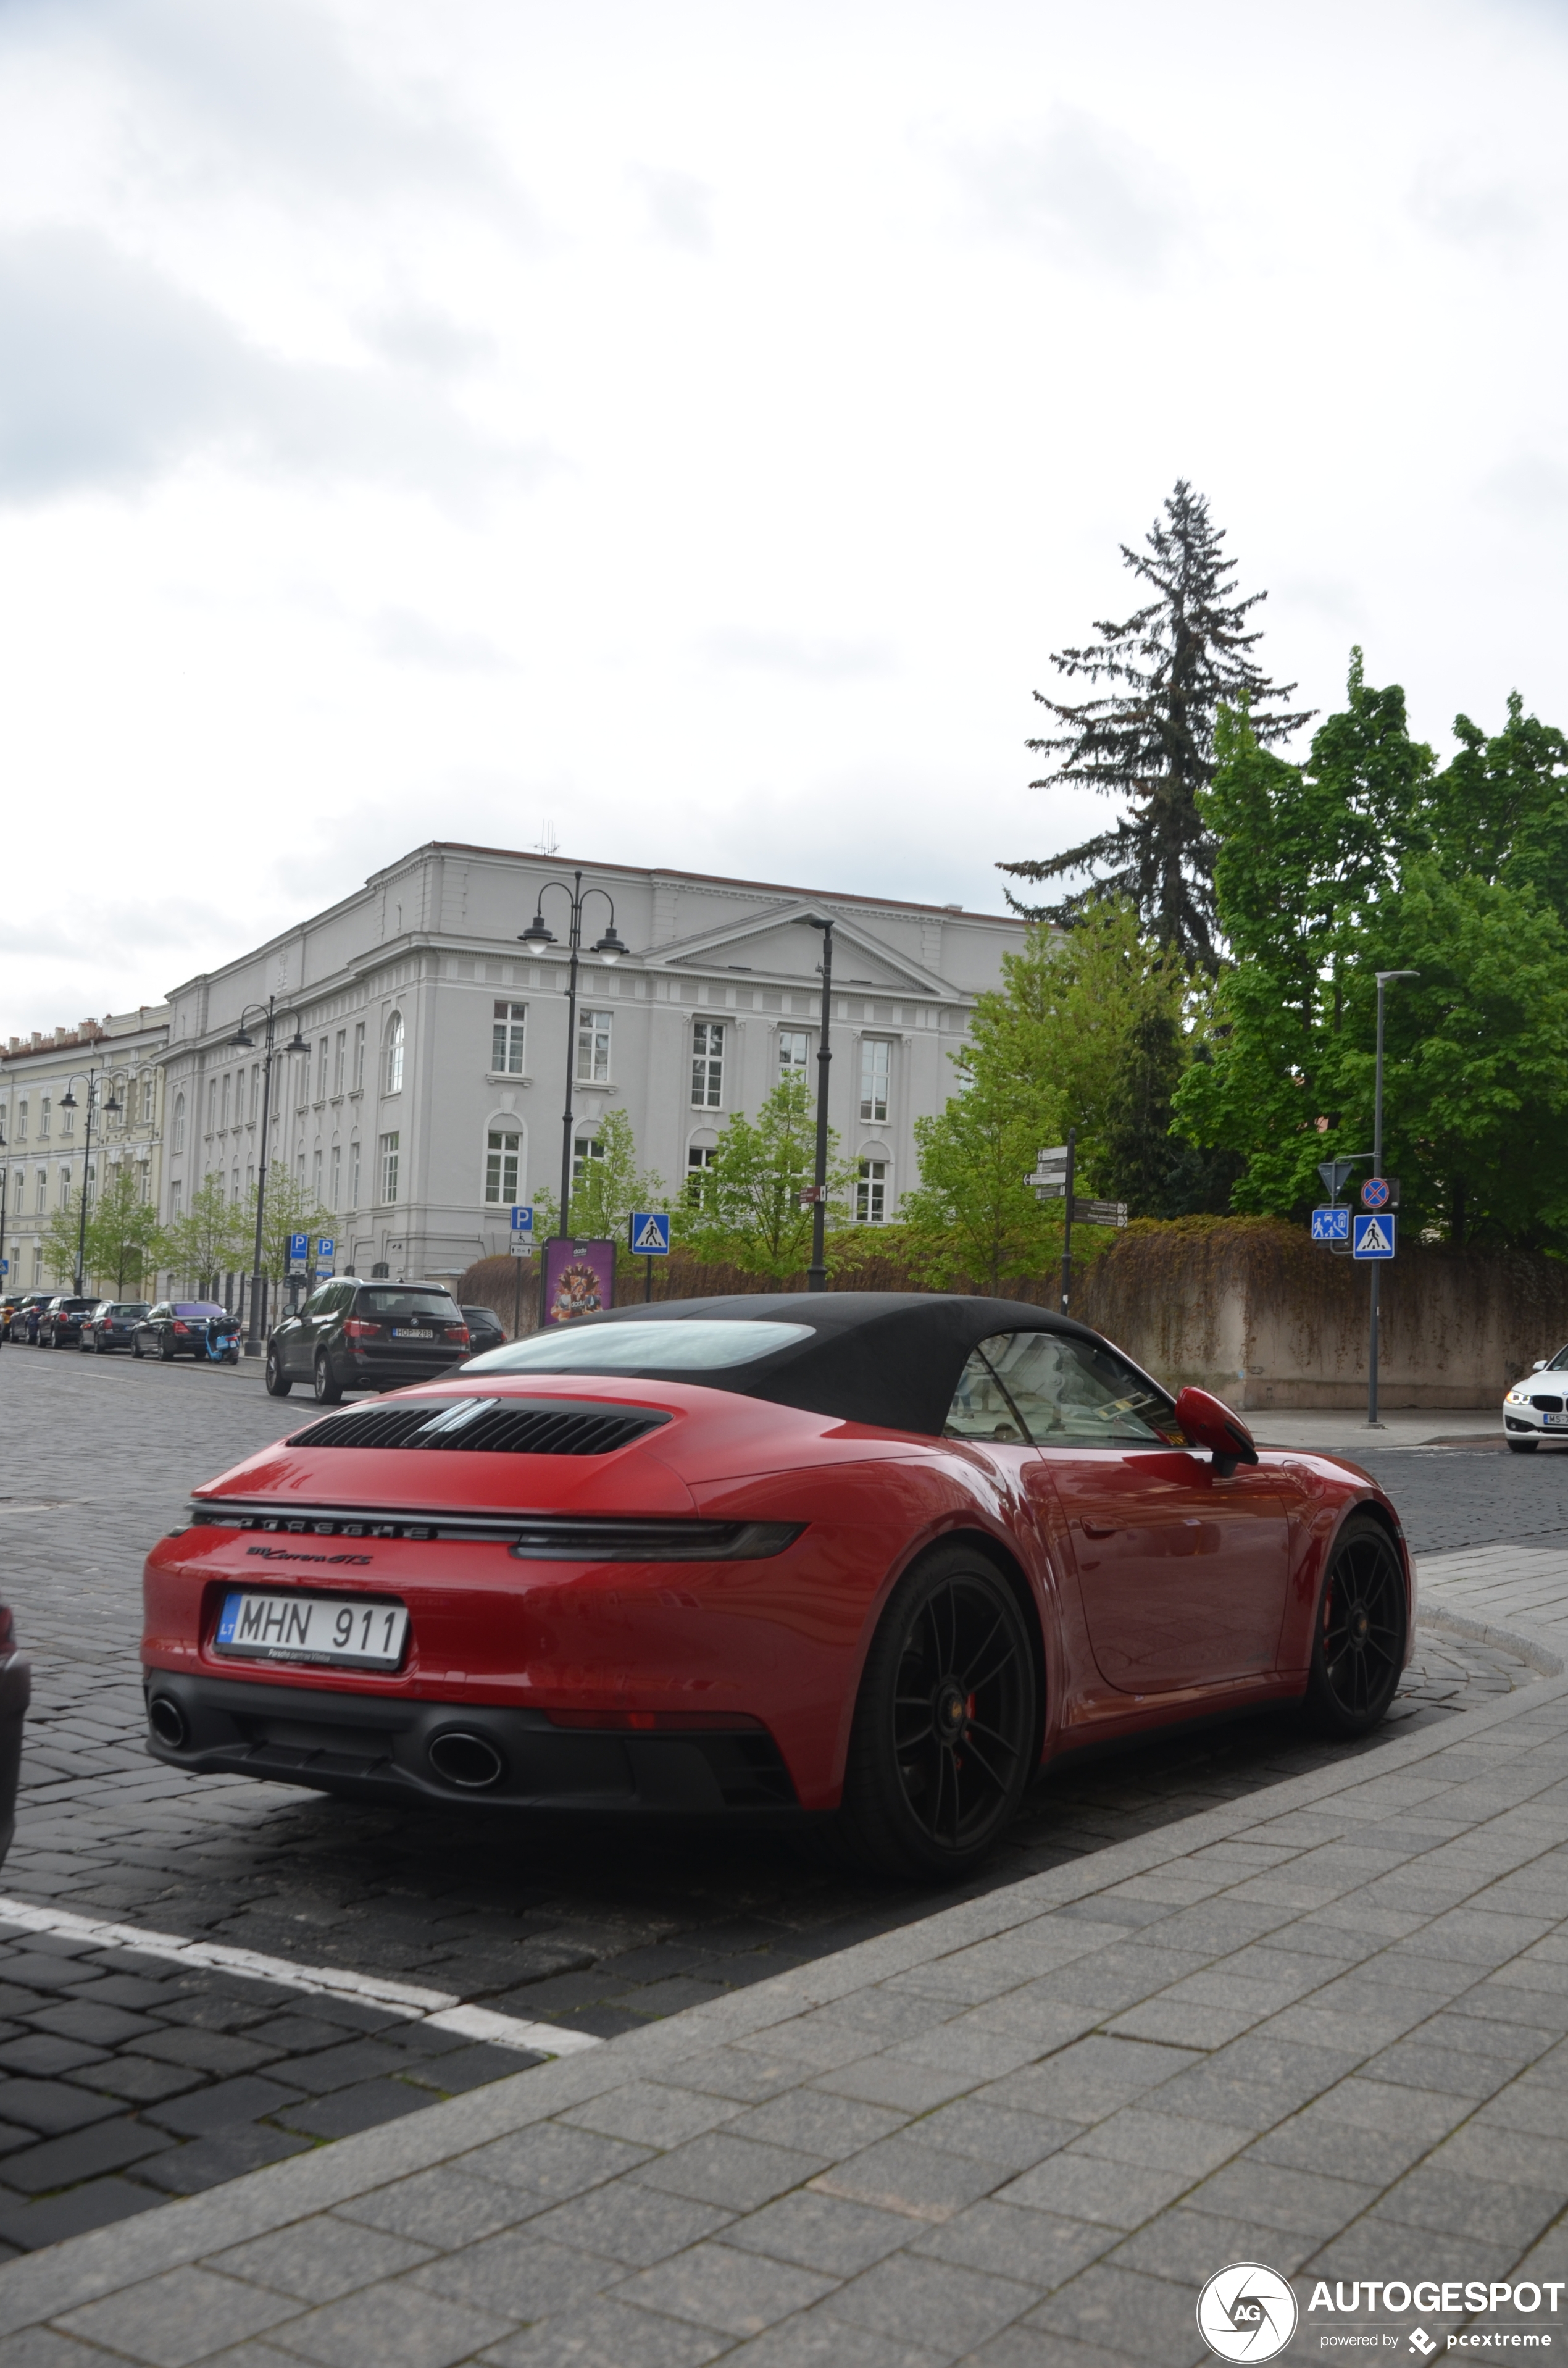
0, 1009, 170, 1293
157, 844, 1027, 1280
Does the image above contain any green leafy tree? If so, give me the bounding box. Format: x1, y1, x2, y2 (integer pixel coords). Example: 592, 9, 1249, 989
41, 1203, 83, 1289
999, 481, 1310, 967
85, 1167, 166, 1296
243, 1172, 335, 1303
686, 1073, 854, 1277
165, 1173, 250, 1295
566, 1110, 668, 1249
901, 1068, 1061, 1289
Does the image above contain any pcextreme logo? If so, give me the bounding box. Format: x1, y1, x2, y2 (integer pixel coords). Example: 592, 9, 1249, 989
1198, 2264, 1299, 2361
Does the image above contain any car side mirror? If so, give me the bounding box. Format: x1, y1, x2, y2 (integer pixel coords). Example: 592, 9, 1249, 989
1533, 1361, 1548, 1373
1174, 1385, 1261, 1479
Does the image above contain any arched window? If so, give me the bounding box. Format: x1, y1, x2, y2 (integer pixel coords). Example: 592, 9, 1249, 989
172, 1094, 185, 1153
573, 1134, 604, 1182
383, 1013, 404, 1095
485, 1126, 521, 1205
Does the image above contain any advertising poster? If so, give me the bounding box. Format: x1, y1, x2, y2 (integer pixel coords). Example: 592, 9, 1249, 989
540, 1236, 616, 1326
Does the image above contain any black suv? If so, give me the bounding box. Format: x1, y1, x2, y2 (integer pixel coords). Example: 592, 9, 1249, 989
462, 1304, 506, 1356
38, 1297, 96, 1349
266, 1280, 470, 1403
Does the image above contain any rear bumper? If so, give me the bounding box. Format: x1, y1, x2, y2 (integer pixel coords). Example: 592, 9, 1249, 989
142, 1671, 801, 1818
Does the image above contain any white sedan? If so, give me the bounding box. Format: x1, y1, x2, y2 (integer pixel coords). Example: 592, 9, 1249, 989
1503, 1350, 1568, 1450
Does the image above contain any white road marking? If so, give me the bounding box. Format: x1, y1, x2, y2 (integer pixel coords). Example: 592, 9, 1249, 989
0, 1893, 602, 2056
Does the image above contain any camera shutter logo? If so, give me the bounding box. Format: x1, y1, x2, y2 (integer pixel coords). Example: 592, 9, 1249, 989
1197, 2264, 1298, 2361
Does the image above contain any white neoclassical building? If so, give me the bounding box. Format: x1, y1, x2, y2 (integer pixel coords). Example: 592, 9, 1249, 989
156, 843, 1028, 1282
0, 1008, 171, 1294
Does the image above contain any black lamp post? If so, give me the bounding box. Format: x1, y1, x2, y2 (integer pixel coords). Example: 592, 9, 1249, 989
0, 1116, 9, 1318
805, 917, 834, 1292
519, 871, 628, 1237
59, 1066, 123, 1295
227, 999, 309, 1357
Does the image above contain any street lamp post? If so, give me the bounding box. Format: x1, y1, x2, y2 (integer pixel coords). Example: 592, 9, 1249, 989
0, 1117, 9, 1318
227, 1000, 309, 1358
519, 872, 628, 1239
1367, 968, 1419, 1430
59, 1066, 123, 1295
805, 918, 835, 1293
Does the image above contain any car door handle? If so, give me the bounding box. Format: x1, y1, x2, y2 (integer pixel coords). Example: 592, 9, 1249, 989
1080, 1520, 1119, 1538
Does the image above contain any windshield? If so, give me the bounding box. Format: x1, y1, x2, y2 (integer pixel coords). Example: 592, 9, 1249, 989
1548, 1347, 1568, 1372
465, 1319, 817, 1374
356, 1289, 461, 1320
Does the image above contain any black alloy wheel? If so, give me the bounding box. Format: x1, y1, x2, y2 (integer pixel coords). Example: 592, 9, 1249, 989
131, 1334, 144, 1358
313, 1350, 343, 1405
837, 1542, 1038, 1881
265, 1347, 291, 1397
159, 1334, 175, 1362
1304, 1514, 1407, 1738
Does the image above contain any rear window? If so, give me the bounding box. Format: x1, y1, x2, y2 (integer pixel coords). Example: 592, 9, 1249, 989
173, 1303, 227, 1318
59, 1300, 93, 1313
353, 1289, 461, 1321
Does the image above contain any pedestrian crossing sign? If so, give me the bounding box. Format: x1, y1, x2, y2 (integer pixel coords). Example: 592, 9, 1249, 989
1353, 1213, 1396, 1260
629, 1211, 670, 1255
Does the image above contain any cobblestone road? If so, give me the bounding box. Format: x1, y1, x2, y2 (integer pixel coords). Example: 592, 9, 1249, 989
0, 1345, 1541, 2253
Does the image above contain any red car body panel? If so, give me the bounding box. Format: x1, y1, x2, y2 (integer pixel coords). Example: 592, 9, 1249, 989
141, 1370, 1411, 1815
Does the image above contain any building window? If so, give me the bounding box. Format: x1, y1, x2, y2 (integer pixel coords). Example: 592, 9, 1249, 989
333, 1031, 346, 1095
686, 1144, 716, 1203
59, 1166, 71, 1211
691, 1021, 724, 1108
317, 1038, 328, 1101
220, 1074, 230, 1132
778, 1029, 811, 1077
296, 1151, 305, 1183
312, 1147, 323, 1202
230, 1164, 239, 1205
143, 1075, 156, 1124
170, 1179, 182, 1220
380, 1131, 399, 1202
172, 1094, 185, 1153
485, 1129, 521, 1204
493, 1002, 527, 1075
349, 1139, 361, 1207
39, 1097, 49, 1140
31, 1246, 41, 1284
86, 1162, 97, 1208
856, 1158, 888, 1223
353, 1022, 365, 1090
577, 1008, 611, 1084
15, 1102, 24, 1144
62, 1097, 74, 1139
207, 1079, 217, 1134
859, 1040, 890, 1124
250, 1065, 261, 1121
573, 1135, 604, 1183
33, 1169, 45, 1215
329, 1143, 340, 1208
383, 1015, 404, 1095
140, 1162, 151, 1203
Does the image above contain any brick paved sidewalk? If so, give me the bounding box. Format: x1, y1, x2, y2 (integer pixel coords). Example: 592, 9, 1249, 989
0, 1662, 1565, 2362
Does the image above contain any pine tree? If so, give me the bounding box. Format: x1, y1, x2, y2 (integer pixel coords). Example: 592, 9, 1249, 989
999, 480, 1311, 969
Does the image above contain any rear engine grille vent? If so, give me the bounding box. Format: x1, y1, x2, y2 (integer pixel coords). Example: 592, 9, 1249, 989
285, 1399, 670, 1457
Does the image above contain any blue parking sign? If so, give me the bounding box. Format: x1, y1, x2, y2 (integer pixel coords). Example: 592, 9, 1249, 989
510, 1205, 534, 1236
316, 1237, 335, 1260
288, 1233, 309, 1260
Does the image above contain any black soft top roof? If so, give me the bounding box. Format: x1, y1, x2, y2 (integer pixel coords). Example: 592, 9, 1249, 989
569, 1292, 1099, 1436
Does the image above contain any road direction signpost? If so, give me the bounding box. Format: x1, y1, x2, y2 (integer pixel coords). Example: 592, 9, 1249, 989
628, 1210, 670, 1302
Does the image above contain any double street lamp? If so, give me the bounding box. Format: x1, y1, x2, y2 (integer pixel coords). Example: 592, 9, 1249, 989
519, 873, 628, 1237
227, 999, 309, 1357
59, 1067, 123, 1294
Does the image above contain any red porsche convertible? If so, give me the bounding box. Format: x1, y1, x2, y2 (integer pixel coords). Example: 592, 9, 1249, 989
141, 1295, 1412, 1879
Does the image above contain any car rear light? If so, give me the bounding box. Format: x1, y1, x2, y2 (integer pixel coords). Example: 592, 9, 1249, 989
543, 1709, 765, 1731
342, 1319, 378, 1339
0, 1605, 18, 1655
444, 1325, 470, 1345
173, 1321, 189, 1335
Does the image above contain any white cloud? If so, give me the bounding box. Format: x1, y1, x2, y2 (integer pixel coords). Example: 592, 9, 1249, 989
705, 629, 895, 681
630, 165, 715, 255
372, 608, 511, 671
953, 105, 1191, 283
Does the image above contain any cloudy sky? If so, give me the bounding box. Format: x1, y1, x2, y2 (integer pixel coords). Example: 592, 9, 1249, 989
0, 0, 1561, 1031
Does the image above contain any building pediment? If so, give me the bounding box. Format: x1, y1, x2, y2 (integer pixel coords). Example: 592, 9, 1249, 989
648, 901, 951, 998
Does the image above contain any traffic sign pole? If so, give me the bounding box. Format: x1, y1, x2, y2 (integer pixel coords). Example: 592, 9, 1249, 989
1367, 968, 1419, 1428
1060, 1128, 1076, 1317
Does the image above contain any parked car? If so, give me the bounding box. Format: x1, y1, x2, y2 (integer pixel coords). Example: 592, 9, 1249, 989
10, 1294, 53, 1344
461, 1305, 506, 1357
1503, 1347, 1568, 1450
133, 1302, 241, 1363
81, 1300, 152, 1353
0, 1294, 31, 1342
144, 1292, 1414, 1879
265, 1279, 470, 1402
38, 1296, 98, 1349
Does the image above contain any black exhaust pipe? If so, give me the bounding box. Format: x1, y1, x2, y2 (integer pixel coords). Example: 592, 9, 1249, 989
428, 1730, 506, 1790
148, 1695, 188, 1749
